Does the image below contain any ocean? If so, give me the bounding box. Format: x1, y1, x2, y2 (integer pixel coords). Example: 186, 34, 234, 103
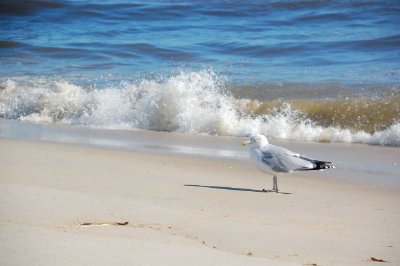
1, 0, 399, 146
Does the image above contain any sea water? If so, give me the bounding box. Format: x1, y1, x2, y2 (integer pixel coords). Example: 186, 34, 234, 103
0, 0, 399, 146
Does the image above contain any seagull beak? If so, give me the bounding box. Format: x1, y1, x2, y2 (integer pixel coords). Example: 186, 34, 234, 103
242, 139, 251, 145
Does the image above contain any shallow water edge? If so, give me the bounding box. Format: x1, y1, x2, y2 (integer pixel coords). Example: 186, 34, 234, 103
1, 119, 399, 188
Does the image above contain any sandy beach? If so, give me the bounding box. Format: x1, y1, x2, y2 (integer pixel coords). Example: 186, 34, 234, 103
1, 125, 399, 265
2, 1, 399, 265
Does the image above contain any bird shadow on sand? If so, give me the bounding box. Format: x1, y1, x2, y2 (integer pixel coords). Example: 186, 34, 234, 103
184, 184, 293, 195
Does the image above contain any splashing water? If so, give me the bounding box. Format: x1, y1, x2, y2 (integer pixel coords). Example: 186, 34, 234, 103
0, 70, 399, 146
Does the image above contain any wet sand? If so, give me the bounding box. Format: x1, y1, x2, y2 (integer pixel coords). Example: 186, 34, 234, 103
1, 131, 399, 265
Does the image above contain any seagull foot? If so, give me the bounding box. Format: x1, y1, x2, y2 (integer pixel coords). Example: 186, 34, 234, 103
261, 188, 278, 193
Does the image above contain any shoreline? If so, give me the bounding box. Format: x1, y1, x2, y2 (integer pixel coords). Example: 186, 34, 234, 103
1, 119, 399, 188
1, 130, 400, 265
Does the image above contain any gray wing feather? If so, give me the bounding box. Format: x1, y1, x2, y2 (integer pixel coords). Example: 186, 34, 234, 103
260, 145, 314, 172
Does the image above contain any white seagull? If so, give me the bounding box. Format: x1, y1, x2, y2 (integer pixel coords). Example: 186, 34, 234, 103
242, 134, 334, 192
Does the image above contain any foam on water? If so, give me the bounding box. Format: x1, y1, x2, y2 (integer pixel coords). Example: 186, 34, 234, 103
0, 70, 399, 146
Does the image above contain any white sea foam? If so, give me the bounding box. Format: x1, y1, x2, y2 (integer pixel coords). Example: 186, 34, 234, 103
0, 71, 399, 146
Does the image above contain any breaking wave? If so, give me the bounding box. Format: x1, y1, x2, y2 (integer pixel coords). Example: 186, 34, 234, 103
0, 70, 399, 146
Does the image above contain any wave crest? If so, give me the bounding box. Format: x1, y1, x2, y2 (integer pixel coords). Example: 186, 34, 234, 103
0, 70, 399, 146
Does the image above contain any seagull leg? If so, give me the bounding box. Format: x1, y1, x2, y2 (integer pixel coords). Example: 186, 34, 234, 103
272, 175, 278, 192
261, 176, 279, 193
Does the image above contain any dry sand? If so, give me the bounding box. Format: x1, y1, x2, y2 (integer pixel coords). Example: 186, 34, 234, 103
0, 138, 399, 266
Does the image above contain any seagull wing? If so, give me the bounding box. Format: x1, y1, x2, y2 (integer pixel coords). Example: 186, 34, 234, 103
260, 145, 314, 172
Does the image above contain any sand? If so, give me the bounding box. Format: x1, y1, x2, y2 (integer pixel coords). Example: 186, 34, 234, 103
1, 135, 399, 265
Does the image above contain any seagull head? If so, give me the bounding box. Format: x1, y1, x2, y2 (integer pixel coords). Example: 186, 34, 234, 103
242, 133, 269, 146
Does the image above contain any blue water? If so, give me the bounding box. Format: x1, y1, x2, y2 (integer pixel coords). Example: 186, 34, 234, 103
1, 0, 400, 146
1, 0, 399, 84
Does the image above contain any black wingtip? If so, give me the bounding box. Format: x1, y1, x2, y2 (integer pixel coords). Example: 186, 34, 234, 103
315, 161, 335, 170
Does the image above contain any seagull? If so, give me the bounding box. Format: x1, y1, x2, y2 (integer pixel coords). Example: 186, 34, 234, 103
242, 133, 334, 192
